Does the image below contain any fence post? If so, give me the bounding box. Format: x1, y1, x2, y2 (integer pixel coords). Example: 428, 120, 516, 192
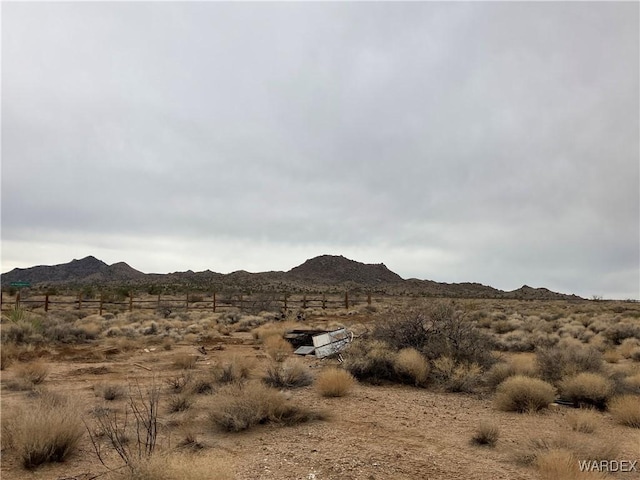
302, 295, 307, 309
15, 291, 20, 309
283, 294, 288, 311
129, 293, 133, 312
157, 294, 161, 310
45, 294, 50, 313
99, 293, 103, 316
212, 291, 216, 313
322, 294, 326, 309
78, 292, 82, 311
367, 293, 371, 305
186, 292, 189, 312
345, 291, 349, 310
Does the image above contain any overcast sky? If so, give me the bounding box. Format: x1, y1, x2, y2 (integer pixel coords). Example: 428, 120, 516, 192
2, 2, 638, 299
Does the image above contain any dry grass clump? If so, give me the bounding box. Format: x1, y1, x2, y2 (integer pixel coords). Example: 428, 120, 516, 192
485, 354, 539, 390
127, 452, 234, 480
95, 382, 127, 401
608, 394, 640, 427
213, 355, 255, 384
172, 353, 198, 370
559, 372, 614, 410
9, 361, 49, 390
536, 449, 607, 480
494, 375, 556, 412
208, 382, 325, 432
263, 336, 294, 362
471, 420, 499, 447
167, 394, 193, 413
263, 359, 313, 389
565, 408, 599, 433
431, 356, 482, 393
0, 342, 20, 369
2, 394, 84, 469
394, 348, 430, 386
315, 367, 355, 397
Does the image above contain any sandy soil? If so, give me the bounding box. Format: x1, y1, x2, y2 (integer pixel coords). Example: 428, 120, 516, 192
1, 333, 639, 480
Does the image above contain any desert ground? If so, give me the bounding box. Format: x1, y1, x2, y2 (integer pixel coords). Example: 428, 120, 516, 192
1, 297, 639, 480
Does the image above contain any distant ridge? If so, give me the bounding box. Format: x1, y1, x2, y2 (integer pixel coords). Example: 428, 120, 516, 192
0, 254, 582, 300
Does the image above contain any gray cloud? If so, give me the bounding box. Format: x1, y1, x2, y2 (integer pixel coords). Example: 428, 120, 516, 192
2, 2, 638, 299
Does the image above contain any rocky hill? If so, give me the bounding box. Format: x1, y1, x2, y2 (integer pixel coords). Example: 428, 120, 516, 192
0, 254, 582, 300
288, 255, 403, 285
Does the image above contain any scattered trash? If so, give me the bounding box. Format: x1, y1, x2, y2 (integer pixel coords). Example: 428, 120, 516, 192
287, 328, 352, 358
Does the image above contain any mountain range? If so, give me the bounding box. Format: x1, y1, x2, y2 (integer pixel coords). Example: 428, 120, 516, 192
0, 254, 582, 300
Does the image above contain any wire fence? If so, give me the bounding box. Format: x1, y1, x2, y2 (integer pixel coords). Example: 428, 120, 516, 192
0, 290, 374, 316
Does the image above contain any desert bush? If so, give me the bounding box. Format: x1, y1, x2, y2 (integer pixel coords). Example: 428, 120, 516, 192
494, 375, 556, 412
315, 367, 355, 397
431, 356, 482, 393
559, 372, 614, 410
2, 394, 84, 469
372, 303, 495, 368
602, 349, 621, 363
343, 340, 397, 384
88, 382, 160, 470
0, 342, 19, 369
604, 322, 640, 345
12, 361, 49, 389
565, 408, 599, 433
536, 449, 605, 480
393, 348, 430, 386
95, 382, 127, 401
608, 394, 640, 427
536, 343, 603, 383
208, 382, 325, 432
263, 336, 293, 362
172, 353, 198, 370
263, 359, 313, 389
214, 356, 254, 384
167, 394, 193, 413
189, 375, 215, 395
1, 319, 42, 344
486, 355, 538, 390
471, 420, 499, 447
618, 338, 640, 358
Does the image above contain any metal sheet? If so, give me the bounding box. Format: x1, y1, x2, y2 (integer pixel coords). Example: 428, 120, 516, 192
294, 345, 316, 356
312, 328, 351, 358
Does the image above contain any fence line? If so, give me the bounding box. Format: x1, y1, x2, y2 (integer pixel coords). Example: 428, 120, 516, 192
0, 290, 373, 316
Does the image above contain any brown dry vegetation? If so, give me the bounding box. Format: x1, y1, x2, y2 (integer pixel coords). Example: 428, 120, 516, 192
1, 297, 639, 479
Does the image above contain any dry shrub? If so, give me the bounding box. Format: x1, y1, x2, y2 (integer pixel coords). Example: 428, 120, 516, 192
394, 348, 430, 386
494, 375, 556, 412
167, 394, 193, 413
214, 356, 254, 384
343, 340, 396, 384
315, 367, 355, 397
263, 359, 313, 389
372, 303, 495, 368
485, 354, 538, 390
559, 372, 614, 410
253, 321, 299, 342
2, 394, 84, 469
95, 382, 127, 401
618, 338, 640, 358
608, 394, 640, 427
263, 336, 293, 362
471, 420, 499, 447
432, 356, 482, 393
537, 343, 603, 383
622, 372, 640, 393
565, 408, 599, 433
536, 449, 607, 480
208, 382, 325, 432
602, 349, 621, 364
128, 452, 234, 480
11, 361, 49, 389
172, 353, 198, 370
0, 342, 19, 370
